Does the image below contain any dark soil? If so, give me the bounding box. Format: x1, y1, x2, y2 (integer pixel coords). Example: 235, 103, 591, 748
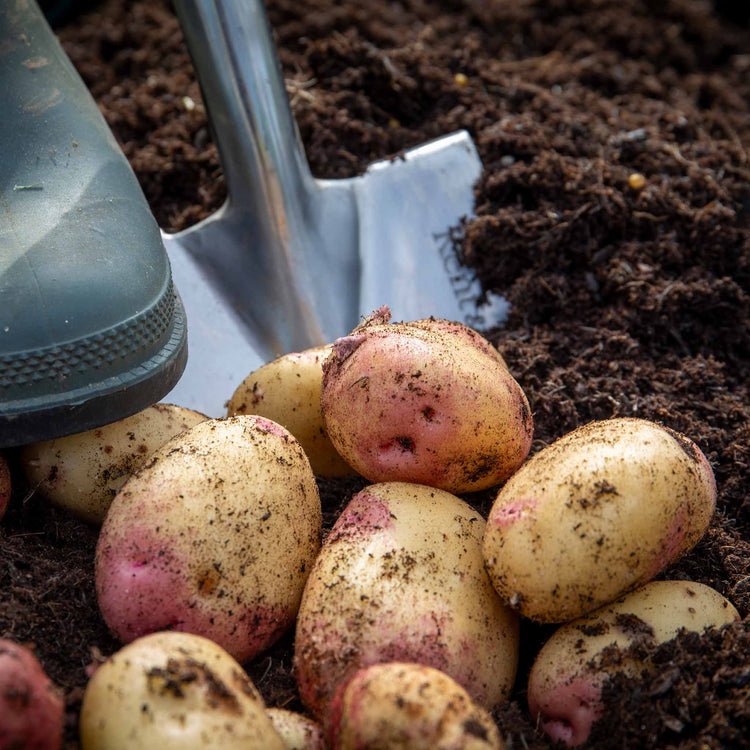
1, 0, 748, 747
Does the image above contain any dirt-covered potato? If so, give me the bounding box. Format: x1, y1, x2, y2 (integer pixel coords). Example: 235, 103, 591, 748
227, 345, 355, 477
320, 307, 532, 493
329, 662, 504, 750
95, 415, 321, 662
0, 638, 63, 750
20, 403, 207, 524
0, 453, 10, 521
527, 581, 740, 746
79, 631, 285, 749
483, 418, 717, 622
294, 482, 519, 722
267, 708, 324, 749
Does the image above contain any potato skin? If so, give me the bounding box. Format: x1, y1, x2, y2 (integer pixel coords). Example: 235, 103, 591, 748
20, 403, 206, 524
95, 416, 321, 662
266, 708, 324, 750
294, 482, 519, 722
329, 662, 503, 750
527, 581, 739, 746
483, 418, 717, 622
227, 345, 355, 477
321, 312, 532, 493
80, 632, 285, 750
0, 639, 63, 750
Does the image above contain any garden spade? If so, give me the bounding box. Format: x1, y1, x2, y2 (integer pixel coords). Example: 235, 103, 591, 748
164, 0, 506, 416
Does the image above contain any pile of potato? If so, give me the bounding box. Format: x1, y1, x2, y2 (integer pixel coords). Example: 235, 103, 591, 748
2, 307, 736, 749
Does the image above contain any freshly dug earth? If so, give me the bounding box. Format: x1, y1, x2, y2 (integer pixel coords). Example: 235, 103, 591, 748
1, 0, 748, 747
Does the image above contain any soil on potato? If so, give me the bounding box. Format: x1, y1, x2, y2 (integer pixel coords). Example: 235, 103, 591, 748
1, 0, 748, 747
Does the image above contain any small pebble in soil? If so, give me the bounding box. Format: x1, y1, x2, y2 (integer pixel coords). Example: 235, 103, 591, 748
627, 173, 647, 191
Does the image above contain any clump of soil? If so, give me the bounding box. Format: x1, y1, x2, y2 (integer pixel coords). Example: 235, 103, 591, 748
1, 0, 747, 748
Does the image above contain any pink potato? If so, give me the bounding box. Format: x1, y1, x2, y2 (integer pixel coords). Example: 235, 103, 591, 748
0, 639, 64, 750
294, 482, 519, 723
527, 581, 739, 746
320, 307, 532, 494
95, 416, 321, 663
328, 663, 503, 750
0, 454, 10, 520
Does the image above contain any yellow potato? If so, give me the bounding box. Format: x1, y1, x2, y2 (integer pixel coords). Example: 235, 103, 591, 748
294, 482, 519, 722
80, 631, 285, 749
527, 580, 739, 746
20, 403, 206, 524
228, 345, 355, 477
330, 662, 504, 750
266, 708, 323, 749
483, 418, 716, 622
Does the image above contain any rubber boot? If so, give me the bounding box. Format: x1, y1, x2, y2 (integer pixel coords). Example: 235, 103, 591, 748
0, 0, 187, 446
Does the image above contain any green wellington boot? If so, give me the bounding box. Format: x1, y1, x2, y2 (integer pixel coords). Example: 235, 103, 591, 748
0, 0, 187, 446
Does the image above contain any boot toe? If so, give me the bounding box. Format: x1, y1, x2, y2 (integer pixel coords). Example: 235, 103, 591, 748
0, 0, 187, 446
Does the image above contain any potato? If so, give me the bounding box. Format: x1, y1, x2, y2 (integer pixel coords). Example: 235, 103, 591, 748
329, 662, 503, 750
294, 482, 519, 722
95, 415, 321, 662
0, 453, 10, 520
80, 631, 284, 749
20, 403, 207, 524
320, 307, 532, 493
0, 638, 63, 750
527, 580, 740, 746
267, 708, 324, 749
227, 345, 355, 477
483, 418, 716, 622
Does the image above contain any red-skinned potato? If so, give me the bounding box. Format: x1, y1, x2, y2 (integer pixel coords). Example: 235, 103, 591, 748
0, 639, 63, 750
95, 415, 321, 662
294, 482, 519, 722
0, 453, 10, 520
80, 632, 284, 749
483, 418, 717, 622
527, 581, 740, 746
227, 345, 355, 477
320, 307, 532, 493
328, 662, 504, 750
20, 403, 207, 524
